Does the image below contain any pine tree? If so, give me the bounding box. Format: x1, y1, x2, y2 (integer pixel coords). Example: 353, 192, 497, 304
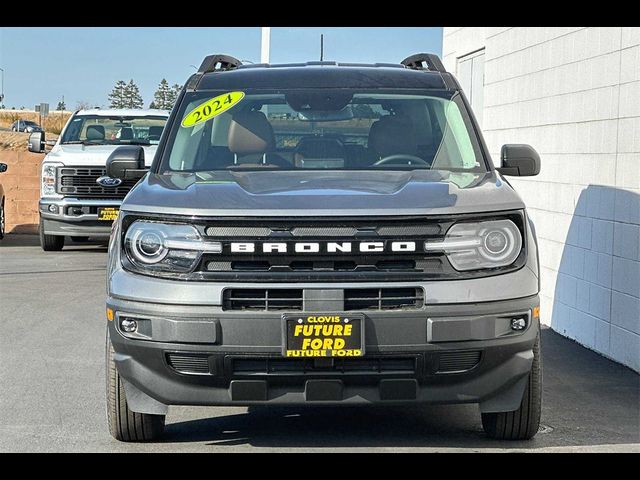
168, 84, 182, 108
152, 79, 173, 110
124, 79, 144, 109
108, 80, 127, 108
149, 101, 157, 109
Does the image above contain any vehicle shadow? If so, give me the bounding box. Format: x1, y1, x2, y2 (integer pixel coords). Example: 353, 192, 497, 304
161, 328, 640, 449
550, 184, 639, 371
0, 233, 108, 252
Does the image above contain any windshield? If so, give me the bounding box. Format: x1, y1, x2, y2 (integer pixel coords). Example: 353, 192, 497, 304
160, 89, 486, 173
61, 115, 168, 146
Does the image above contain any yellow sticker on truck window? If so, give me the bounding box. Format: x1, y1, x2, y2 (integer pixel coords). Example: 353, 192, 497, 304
181, 91, 245, 128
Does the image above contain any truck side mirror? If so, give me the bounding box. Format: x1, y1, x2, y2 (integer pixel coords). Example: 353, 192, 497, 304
28, 131, 45, 153
0, 163, 7, 173
498, 144, 540, 177
106, 146, 147, 180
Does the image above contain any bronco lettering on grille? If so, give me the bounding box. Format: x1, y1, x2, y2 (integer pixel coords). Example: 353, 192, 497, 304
229, 241, 420, 254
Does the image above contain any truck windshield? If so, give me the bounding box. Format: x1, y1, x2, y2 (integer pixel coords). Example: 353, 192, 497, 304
161, 90, 487, 173
61, 115, 168, 146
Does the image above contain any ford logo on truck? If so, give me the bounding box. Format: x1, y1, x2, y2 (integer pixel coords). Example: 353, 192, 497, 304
96, 176, 123, 187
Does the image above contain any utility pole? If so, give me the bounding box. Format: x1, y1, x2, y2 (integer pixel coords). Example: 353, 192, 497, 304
0, 68, 4, 106
261, 27, 271, 64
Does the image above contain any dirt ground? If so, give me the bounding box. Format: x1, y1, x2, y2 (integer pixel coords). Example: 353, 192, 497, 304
0, 131, 59, 151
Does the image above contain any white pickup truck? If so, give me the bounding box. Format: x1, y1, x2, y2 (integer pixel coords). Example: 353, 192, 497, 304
29, 109, 169, 251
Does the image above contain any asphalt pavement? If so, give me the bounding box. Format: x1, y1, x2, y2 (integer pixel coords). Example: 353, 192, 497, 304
0, 234, 638, 452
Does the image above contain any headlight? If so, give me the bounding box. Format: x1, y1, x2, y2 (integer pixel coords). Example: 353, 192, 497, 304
424, 219, 523, 271
41, 162, 62, 197
124, 220, 221, 273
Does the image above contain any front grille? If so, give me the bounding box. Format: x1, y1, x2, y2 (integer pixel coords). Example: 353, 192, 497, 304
223, 289, 303, 311
222, 287, 423, 311
166, 353, 210, 374
344, 288, 424, 310
57, 167, 138, 198
231, 356, 417, 376
198, 216, 453, 281
121, 212, 527, 282
437, 351, 482, 373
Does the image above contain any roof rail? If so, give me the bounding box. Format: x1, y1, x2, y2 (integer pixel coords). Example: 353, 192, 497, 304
401, 53, 446, 73
198, 54, 243, 74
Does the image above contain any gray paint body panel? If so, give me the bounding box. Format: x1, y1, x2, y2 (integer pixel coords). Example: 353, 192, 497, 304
122, 170, 524, 217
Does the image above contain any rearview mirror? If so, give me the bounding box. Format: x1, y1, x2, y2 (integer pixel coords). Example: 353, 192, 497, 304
28, 131, 45, 153
0, 163, 7, 173
106, 146, 147, 180
498, 144, 540, 177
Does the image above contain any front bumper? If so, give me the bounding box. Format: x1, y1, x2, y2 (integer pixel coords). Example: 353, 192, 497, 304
107, 294, 540, 414
39, 197, 120, 237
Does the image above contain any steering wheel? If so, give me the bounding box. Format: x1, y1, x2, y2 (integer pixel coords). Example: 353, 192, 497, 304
373, 154, 429, 166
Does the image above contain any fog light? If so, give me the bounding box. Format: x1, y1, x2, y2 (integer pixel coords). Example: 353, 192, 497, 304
511, 317, 527, 331
48, 204, 58, 213
120, 318, 138, 333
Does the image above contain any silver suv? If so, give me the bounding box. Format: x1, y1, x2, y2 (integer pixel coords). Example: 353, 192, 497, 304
104, 53, 543, 442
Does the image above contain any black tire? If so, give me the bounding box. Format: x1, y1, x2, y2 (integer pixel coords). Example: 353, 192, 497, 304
70, 236, 90, 243
481, 332, 542, 440
0, 197, 5, 239
106, 330, 165, 442
39, 218, 65, 251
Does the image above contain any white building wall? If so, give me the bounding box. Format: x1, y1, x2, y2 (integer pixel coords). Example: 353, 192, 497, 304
443, 27, 640, 371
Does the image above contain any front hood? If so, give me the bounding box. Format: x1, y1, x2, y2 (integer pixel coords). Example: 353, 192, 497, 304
123, 169, 525, 217
45, 144, 158, 166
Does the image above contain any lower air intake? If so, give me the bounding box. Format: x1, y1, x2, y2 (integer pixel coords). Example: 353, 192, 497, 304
166, 353, 210, 374
437, 351, 482, 373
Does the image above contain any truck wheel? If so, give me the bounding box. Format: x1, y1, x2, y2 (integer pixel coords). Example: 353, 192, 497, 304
481, 332, 542, 440
39, 219, 65, 251
106, 330, 165, 442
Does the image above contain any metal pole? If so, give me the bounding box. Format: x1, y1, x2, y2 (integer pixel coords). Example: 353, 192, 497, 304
261, 27, 271, 64
0, 68, 4, 106
320, 34, 324, 61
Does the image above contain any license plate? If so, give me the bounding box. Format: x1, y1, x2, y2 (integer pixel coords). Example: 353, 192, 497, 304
97, 207, 119, 222
282, 313, 365, 358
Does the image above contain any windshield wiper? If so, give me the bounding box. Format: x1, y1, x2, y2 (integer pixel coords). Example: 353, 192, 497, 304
124, 140, 151, 146
61, 140, 104, 146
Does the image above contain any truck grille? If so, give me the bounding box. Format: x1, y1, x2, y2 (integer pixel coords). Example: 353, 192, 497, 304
222, 287, 424, 311
57, 167, 138, 198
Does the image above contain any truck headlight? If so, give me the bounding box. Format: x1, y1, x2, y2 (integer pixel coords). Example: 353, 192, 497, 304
41, 162, 62, 197
424, 219, 523, 271
124, 220, 221, 273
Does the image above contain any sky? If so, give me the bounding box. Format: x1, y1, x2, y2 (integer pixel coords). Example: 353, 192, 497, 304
0, 27, 442, 110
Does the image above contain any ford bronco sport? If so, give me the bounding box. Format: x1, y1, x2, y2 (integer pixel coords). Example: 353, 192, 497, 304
104, 53, 543, 442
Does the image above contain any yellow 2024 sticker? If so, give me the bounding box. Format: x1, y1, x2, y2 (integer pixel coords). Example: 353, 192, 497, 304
181, 91, 245, 128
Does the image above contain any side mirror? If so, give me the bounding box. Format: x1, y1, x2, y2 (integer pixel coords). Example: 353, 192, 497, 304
106, 146, 147, 180
498, 144, 540, 177
28, 131, 45, 153
0, 163, 7, 173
